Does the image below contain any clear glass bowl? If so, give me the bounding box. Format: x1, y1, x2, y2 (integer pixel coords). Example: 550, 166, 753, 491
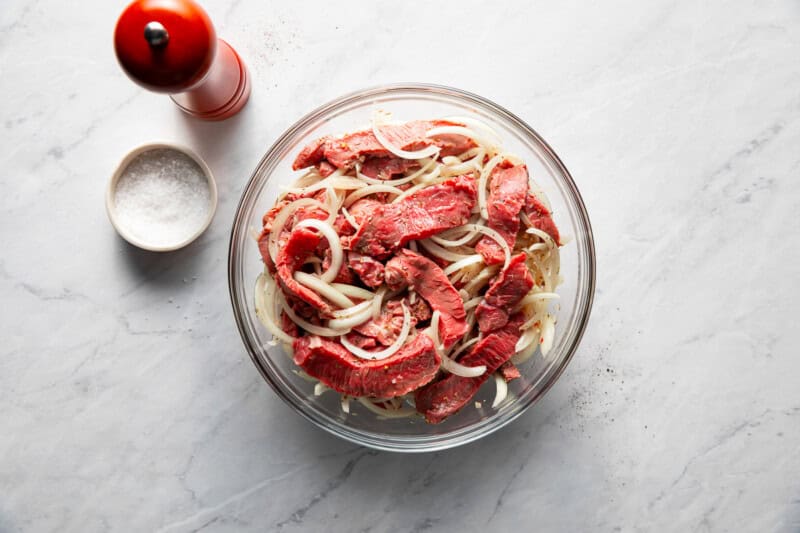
228, 84, 595, 452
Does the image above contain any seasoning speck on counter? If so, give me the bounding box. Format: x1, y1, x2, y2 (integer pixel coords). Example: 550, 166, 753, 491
113, 148, 212, 248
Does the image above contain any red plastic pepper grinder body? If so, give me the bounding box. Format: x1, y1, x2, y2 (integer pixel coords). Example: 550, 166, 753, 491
114, 0, 250, 121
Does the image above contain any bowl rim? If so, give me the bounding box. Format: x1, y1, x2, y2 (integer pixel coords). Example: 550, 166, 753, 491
228, 82, 596, 452
106, 141, 218, 252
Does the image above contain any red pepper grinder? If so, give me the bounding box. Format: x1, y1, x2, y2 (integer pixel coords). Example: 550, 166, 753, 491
114, 0, 250, 121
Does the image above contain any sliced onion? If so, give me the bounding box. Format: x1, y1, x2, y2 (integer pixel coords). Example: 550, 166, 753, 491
457, 224, 511, 269
324, 187, 339, 224
448, 336, 479, 361
442, 148, 485, 176
314, 382, 329, 396
341, 396, 350, 413
340, 206, 360, 231
353, 157, 437, 186
478, 154, 507, 220
267, 198, 329, 264
463, 297, 482, 311
515, 291, 560, 311
492, 373, 508, 408
443, 254, 484, 276
294, 272, 354, 309
430, 228, 479, 247
430, 311, 486, 378
515, 326, 540, 353
278, 291, 347, 337
462, 265, 500, 297
371, 286, 387, 320
327, 306, 374, 330
357, 397, 416, 418
330, 299, 373, 319
343, 184, 404, 207
525, 226, 558, 246
419, 239, 474, 263
254, 274, 295, 344
511, 339, 537, 365
442, 116, 503, 147
286, 173, 365, 195
339, 303, 411, 360
372, 113, 441, 160
441, 354, 486, 378
390, 167, 445, 204
425, 125, 493, 152
331, 283, 375, 301
295, 218, 342, 284
540, 314, 555, 356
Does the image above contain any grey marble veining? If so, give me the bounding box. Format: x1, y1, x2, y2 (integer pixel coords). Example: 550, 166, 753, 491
1, 1, 799, 531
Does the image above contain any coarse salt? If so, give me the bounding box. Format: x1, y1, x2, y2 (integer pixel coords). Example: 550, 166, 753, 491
114, 148, 211, 248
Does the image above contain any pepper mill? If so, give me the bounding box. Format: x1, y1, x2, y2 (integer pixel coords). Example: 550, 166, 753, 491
114, 0, 250, 121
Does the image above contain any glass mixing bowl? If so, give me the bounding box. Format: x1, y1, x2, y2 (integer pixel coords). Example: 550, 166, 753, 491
228, 84, 595, 452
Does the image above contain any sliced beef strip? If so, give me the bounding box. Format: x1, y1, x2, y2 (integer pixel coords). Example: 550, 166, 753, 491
524, 192, 561, 246
293, 333, 440, 398
499, 361, 521, 382
475, 253, 534, 333
275, 226, 332, 315
349, 175, 477, 259
414, 313, 525, 423
353, 298, 417, 347
292, 135, 329, 170
360, 156, 419, 180
384, 249, 468, 349
475, 163, 529, 265
347, 251, 385, 288
323, 247, 356, 285
292, 120, 475, 172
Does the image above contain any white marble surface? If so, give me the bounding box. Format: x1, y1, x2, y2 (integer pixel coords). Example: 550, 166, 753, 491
2, 0, 799, 531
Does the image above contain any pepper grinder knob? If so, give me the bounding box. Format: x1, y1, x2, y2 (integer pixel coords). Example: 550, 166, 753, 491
114, 0, 250, 121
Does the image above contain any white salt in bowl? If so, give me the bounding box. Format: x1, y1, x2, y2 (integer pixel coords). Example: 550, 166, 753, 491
106, 142, 217, 252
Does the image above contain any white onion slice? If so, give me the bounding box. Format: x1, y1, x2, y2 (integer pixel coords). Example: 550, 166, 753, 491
371, 286, 387, 320
330, 299, 373, 319
515, 291, 560, 311
515, 326, 540, 353
340, 206, 360, 231
448, 336, 480, 361
511, 340, 537, 365
442, 116, 503, 147
267, 198, 328, 264
341, 396, 350, 413
314, 382, 329, 396
372, 113, 441, 160
343, 184, 404, 207
330, 283, 375, 301
492, 373, 508, 408
294, 271, 354, 309
456, 225, 511, 270
443, 254, 484, 276
430, 229, 479, 248
478, 154, 507, 220
463, 297, 482, 311
390, 168, 445, 204
418, 239, 474, 263
540, 314, 555, 356
279, 291, 347, 337
286, 173, 365, 195
353, 157, 437, 187
327, 306, 374, 330
525, 226, 557, 246
429, 311, 486, 378
254, 274, 295, 344
295, 218, 343, 284
425, 125, 493, 152
339, 303, 411, 360
440, 354, 486, 378
357, 397, 416, 418
462, 265, 500, 297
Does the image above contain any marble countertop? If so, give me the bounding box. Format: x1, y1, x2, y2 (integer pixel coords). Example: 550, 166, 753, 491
2, 1, 799, 531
